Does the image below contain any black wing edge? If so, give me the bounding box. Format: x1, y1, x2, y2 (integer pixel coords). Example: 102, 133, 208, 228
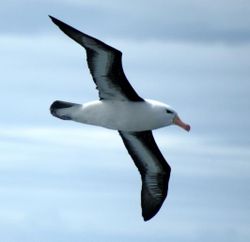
48, 15, 120, 52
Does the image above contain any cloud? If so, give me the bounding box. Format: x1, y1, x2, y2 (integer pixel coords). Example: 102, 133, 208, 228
1, 126, 250, 241
1, 0, 250, 43
1, 126, 249, 178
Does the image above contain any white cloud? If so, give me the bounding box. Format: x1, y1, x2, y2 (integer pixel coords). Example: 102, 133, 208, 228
1, 126, 249, 177
1, 124, 250, 241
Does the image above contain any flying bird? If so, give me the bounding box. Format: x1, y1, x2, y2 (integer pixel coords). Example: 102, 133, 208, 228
49, 16, 191, 221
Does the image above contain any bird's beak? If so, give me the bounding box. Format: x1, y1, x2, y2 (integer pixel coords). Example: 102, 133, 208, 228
174, 115, 191, 132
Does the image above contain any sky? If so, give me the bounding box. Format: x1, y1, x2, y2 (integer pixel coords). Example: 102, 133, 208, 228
1, 0, 250, 241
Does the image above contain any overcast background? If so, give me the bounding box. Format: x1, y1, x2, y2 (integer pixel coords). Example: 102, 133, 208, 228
1, 0, 250, 241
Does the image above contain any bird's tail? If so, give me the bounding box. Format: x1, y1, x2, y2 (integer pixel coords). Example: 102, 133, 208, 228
50, 100, 80, 120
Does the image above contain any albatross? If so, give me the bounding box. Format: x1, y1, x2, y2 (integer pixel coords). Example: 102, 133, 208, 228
49, 16, 191, 221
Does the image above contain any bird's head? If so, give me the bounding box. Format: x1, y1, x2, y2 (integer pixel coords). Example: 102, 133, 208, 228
166, 108, 191, 132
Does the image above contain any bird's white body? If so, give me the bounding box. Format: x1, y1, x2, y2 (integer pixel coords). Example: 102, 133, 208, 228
57, 99, 175, 132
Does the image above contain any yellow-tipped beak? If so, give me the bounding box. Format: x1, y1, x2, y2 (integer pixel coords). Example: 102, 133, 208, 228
174, 115, 191, 132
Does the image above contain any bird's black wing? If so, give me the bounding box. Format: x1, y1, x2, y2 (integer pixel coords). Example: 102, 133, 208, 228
119, 130, 171, 221
49, 16, 144, 102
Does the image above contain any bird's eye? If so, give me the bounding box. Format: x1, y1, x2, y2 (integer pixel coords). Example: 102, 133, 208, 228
166, 109, 173, 114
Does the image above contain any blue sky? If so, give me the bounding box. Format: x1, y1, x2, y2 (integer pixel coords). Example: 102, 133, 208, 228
1, 0, 250, 241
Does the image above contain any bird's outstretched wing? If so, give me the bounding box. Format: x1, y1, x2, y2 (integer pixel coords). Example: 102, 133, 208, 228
119, 130, 171, 221
49, 16, 143, 102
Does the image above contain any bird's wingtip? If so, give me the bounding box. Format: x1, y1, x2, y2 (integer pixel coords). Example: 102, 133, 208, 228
142, 201, 164, 221
142, 214, 153, 222
48, 15, 54, 20
48, 15, 60, 25
142, 209, 156, 221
